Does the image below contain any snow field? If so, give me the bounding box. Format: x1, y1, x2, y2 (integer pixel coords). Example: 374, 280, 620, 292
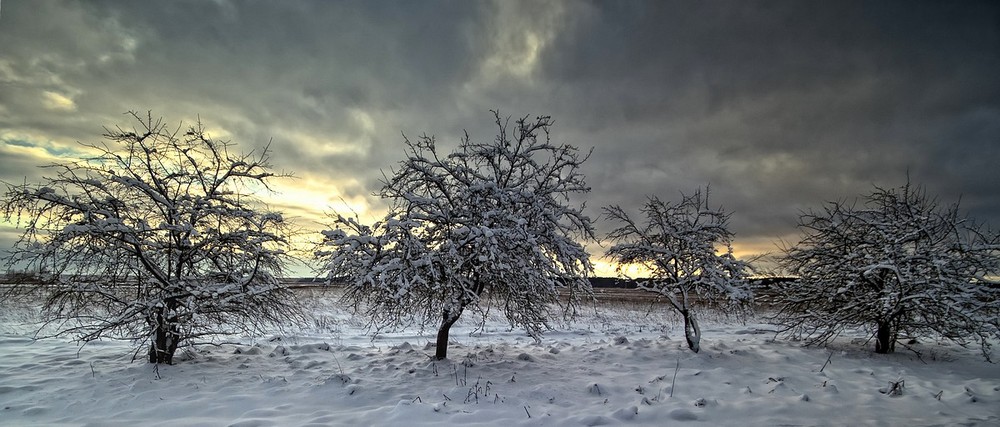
1, 292, 998, 426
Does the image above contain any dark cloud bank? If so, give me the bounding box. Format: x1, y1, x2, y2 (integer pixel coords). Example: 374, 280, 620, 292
1, 0, 998, 270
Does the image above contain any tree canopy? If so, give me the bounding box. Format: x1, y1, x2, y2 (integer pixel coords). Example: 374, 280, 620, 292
1, 111, 301, 364
604, 188, 752, 352
319, 111, 596, 359
773, 181, 1000, 360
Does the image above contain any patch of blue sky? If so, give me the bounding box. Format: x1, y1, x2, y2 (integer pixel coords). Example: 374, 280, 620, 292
2, 137, 84, 158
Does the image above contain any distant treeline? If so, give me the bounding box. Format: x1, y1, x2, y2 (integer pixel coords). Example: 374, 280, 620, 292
293, 276, 797, 289
1, 273, 797, 291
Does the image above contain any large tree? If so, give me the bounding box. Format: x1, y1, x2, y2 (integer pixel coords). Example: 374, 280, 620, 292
319, 111, 596, 360
773, 181, 1000, 360
604, 188, 752, 353
1, 111, 300, 364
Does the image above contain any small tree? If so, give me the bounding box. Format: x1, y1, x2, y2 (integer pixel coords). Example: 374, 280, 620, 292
1, 111, 301, 364
773, 181, 1000, 360
319, 111, 595, 360
604, 188, 752, 353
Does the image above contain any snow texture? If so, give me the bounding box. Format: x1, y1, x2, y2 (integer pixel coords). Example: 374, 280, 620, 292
1, 288, 998, 426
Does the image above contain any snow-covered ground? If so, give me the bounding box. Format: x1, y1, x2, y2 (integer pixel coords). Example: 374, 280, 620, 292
1, 289, 998, 426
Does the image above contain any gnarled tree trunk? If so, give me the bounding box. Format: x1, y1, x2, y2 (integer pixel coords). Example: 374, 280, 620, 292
874, 320, 895, 354
148, 309, 180, 364
682, 309, 701, 353
435, 307, 464, 360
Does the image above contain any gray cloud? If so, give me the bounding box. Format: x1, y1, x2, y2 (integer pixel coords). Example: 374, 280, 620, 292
1, 0, 998, 274
531, 1, 1000, 238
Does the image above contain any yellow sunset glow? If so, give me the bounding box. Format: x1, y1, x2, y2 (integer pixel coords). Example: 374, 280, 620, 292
41, 91, 77, 112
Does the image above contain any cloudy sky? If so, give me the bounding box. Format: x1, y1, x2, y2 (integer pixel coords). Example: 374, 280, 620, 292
1, 1, 998, 276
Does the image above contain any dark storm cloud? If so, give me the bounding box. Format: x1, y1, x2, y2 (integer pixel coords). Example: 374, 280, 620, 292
1, 0, 998, 272
529, 1, 1000, 240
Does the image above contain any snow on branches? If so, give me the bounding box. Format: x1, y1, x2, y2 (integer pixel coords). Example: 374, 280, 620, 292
319, 110, 596, 360
604, 188, 752, 353
773, 181, 1000, 360
1, 111, 301, 364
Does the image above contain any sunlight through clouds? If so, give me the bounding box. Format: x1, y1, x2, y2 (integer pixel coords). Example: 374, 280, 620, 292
41, 90, 76, 112
472, 0, 573, 85
349, 108, 376, 135
480, 30, 543, 80
592, 260, 652, 279
268, 175, 373, 224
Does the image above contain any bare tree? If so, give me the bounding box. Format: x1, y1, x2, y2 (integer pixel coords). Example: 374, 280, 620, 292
319, 111, 596, 360
604, 188, 752, 352
773, 181, 1000, 360
1, 111, 301, 364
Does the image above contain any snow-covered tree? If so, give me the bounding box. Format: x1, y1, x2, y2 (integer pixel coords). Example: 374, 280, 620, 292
319, 111, 596, 360
773, 181, 1000, 360
1, 111, 301, 364
604, 188, 752, 353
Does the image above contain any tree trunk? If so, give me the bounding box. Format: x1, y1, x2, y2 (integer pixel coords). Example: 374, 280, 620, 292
874, 320, 895, 354
434, 308, 463, 360
682, 309, 701, 353
148, 310, 179, 364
